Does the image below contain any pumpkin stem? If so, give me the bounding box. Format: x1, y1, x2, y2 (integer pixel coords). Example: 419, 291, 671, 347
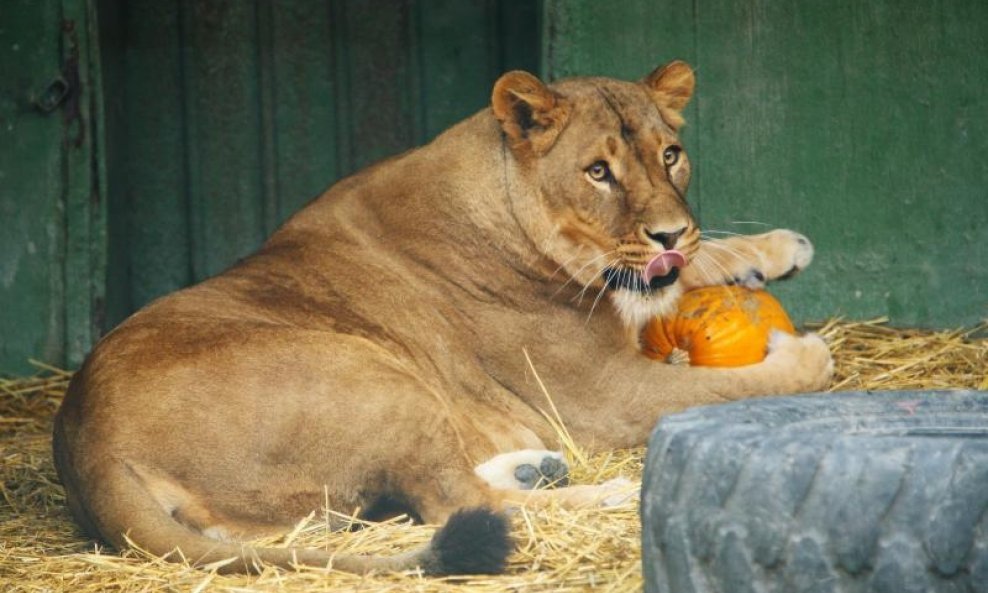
665, 348, 691, 366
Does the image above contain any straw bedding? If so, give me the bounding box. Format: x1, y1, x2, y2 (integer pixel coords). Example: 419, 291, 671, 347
1, 318, 985, 592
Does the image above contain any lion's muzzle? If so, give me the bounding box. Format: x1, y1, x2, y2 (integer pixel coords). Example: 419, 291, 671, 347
642, 250, 687, 286
603, 256, 684, 294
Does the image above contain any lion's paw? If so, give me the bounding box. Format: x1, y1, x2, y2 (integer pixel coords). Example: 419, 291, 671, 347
475, 450, 569, 491
513, 454, 570, 490
732, 230, 814, 286
767, 230, 814, 281
694, 229, 815, 290
732, 268, 768, 290
765, 331, 834, 392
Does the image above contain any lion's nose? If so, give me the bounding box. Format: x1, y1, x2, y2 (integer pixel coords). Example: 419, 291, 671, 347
644, 226, 687, 250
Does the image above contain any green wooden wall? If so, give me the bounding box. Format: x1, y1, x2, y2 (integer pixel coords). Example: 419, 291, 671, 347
2, 0, 985, 373
545, 0, 987, 327
101, 0, 540, 329
0, 0, 106, 375
0, 0, 539, 374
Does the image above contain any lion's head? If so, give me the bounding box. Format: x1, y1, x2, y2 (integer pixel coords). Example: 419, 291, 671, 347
491, 61, 700, 329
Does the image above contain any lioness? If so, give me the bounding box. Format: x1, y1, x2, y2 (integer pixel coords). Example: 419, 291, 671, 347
52, 61, 832, 575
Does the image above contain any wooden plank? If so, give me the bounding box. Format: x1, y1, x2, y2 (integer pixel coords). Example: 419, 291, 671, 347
415, 0, 542, 142
61, 0, 107, 366
0, 0, 105, 371
0, 0, 66, 372
336, 0, 418, 172
498, 0, 541, 75
416, 0, 496, 141
543, 0, 988, 326
181, 0, 266, 279
263, 1, 341, 224
116, 0, 193, 315
98, 0, 129, 328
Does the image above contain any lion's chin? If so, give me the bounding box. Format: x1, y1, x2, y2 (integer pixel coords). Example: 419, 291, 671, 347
608, 283, 683, 330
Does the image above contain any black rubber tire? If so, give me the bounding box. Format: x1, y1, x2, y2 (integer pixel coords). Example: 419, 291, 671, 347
641, 390, 988, 593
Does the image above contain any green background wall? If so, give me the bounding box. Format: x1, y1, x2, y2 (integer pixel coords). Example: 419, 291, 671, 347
99, 0, 540, 329
1, 0, 540, 374
1, 0, 985, 374
544, 0, 987, 327
0, 0, 106, 374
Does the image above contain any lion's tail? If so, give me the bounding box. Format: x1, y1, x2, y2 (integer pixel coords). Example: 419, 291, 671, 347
58, 453, 511, 575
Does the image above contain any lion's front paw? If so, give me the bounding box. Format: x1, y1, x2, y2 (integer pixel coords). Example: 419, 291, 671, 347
687, 229, 815, 290
764, 331, 834, 392
753, 229, 814, 283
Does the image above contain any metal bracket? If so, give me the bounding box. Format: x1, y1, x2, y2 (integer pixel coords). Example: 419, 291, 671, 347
35, 76, 71, 113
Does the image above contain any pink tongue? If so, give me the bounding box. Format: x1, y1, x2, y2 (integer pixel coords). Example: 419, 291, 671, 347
643, 250, 687, 285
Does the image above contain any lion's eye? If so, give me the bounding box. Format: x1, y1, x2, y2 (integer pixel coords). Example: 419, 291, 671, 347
586, 161, 612, 182
663, 146, 682, 166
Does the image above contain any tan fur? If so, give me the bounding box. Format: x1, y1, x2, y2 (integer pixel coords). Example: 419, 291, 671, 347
53, 62, 832, 574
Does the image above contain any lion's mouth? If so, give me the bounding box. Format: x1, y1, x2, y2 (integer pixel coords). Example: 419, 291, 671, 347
603, 267, 680, 293
603, 250, 686, 294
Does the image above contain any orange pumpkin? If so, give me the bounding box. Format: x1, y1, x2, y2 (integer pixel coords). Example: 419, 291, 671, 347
641, 286, 796, 367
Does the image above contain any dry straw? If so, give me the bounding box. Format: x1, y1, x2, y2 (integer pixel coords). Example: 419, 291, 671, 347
1, 319, 985, 592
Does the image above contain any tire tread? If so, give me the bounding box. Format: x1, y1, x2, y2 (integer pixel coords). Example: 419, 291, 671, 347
642, 390, 988, 593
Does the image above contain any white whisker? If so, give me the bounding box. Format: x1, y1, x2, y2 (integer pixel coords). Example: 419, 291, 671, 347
692, 248, 742, 286
548, 245, 586, 281
700, 230, 746, 238
554, 250, 618, 300
573, 256, 621, 306
586, 272, 613, 324
689, 251, 722, 287
699, 239, 752, 265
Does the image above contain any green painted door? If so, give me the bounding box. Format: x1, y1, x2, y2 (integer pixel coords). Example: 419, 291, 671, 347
544, 0, 988, 326
0, 0, 105, 374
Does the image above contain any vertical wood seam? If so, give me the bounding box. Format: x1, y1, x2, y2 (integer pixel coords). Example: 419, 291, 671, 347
177, 0, 204, 281
256, 0, 279, 235
331, 1, 353, 176
86, 0, 108, 341
690, 0, 703, 221
407, 0, 426, 146
540, 0, 555, 80
57, 0, 74, 365
488, 0, 500, 87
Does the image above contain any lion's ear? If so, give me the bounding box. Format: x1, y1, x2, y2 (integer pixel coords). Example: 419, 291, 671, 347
492, 71, 570, 154
643, 61, 695, 128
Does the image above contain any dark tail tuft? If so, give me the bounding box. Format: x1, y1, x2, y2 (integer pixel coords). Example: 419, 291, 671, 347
425, 507, 512, 575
